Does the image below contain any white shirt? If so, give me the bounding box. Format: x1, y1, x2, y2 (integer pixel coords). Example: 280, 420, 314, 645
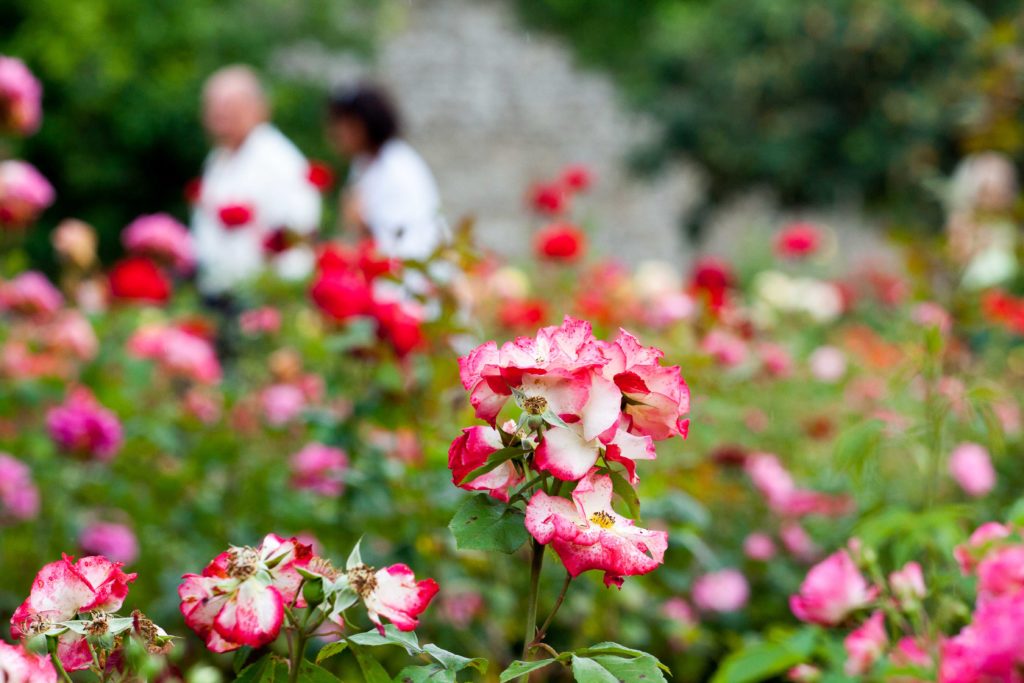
192, 123, 321, 294
350, 139, 445, 261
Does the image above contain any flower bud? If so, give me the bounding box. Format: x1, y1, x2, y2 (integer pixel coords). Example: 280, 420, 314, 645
303, 578, 326, 607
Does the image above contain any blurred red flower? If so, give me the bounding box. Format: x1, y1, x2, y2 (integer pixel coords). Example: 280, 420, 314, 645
528, 182, 567, 215
307, 161, 335, 192
535, 222, 586, 262
498, 298, 548, 330
217, 203, 254, 229
561, 164, 593, 192
775, 222, 821, 258
108, 257, 171, 304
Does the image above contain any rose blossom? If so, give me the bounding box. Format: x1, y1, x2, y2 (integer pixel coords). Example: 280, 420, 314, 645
0, 160, 53, 228
0, 271, 63, 317
808, 346, 846, 382
948, 442, 996, 497
534, 222, 586, 262
0, 640, 57, 682
0, 454, 39, 521
954, 522, 1012, 575
46, 390, 123, 461
844, 611, 887, 675
790, 549, 877, 625
290, 443, 349, 496
775, 222, 822, 259
128, 324, 221, 385
976, 545, 1024, 602
79, 522, 139, 565
350, 563, 440, 635
122, 213, 195, 273
0, 56, 42, 136
525, 470, 668, 588
889, 562, 926, 604
108, 256, 171, 304
701, 329, 748, 367
261, 383, 307, 426
692, 569, 750, 613
743, 532, 777, 561
448, 426, 524, 502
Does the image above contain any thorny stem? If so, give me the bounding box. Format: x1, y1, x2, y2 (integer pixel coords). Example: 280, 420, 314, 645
47, 636, 73, 683
533, 572, 573, 645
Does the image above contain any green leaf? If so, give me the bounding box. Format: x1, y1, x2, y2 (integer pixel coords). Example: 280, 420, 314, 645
499, 659, 557, 682
449, 494, 530, 554
393, 665, 457, 683
571, 656, 619, 683
316, 640, 350, 664
575, 643, 670, 672
349, 643, 393, 683
589, 655, 668, 681
710, 628, 818, 683
608, 471, 641, 519
298, 661, 345, 682
349, 626, 423, 656
833, 419, 884, 481
458, 447, 522, 485
233, 646, 254, 674
422, 643, 488, 673
347, 537, 364, 570
235, 655, 288, 682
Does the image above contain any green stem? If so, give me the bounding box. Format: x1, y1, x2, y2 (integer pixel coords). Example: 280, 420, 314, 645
534, 572, 573, 644
521, 539, 545, 660
47, 637, 74, 683
289, 631, 307, 683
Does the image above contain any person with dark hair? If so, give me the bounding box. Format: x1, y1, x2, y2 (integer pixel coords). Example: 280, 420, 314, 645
328, 83, 445, 261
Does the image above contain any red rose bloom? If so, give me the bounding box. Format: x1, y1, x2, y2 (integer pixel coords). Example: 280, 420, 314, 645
535, 222, 586, 262
775, 222, 821, 259
373, 301, 424, 357
528, 182, 567, 216
217, 203, 254, 229
262, 228, 294, 255
109, 257, 171, 304
561, 164, 593, 192
306, 162, 335, 192
310, 270, 372, 321
498, 298, 548, 330
689, 257, 734, 313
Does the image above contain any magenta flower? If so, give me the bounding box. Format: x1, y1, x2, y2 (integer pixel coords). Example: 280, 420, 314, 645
844, 611, 887, 676
743, 533, 777, 561
11, 555, 137, 671
178, 534, 312, 652
290, 443, 349, 496
79, 522, 139, 565
261, 383, 307, 426
948, 442, 996, 497
46, 390, 123, 461
448, 426, 523, 502
889, 562, 926, 604
0, 641, 56, 682
790, 549, 877, 626
0, 271, 63, 317
976, 545, 1024, 603
692, 569, 750, 613
0, 453, 39, 521
122, 213, 195, 273
0, 160, 54, 228
0, 56, 42, 136
940, 594, 1024, 682
954, 522, 1012, 575
525, 470, 668, 588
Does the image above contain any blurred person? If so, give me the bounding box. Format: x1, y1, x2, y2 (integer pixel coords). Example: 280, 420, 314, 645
327, 84, 446, 261
192, 65, 321, 298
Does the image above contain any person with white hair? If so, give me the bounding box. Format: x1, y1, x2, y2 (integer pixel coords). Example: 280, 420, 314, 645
191, 65, 321, 296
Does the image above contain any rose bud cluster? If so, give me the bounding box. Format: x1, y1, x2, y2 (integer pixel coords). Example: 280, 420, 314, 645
451, 316, 689, 586
10, 554, 171, 674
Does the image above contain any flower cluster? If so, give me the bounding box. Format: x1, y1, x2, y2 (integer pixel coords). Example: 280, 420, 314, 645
452, 317, 688, 586
121, 213, 195, 274
46, 389, 123, 461
127, 322, 222, 385
10, 554, 170, 673
527, 163, 592, 216
179, 535, 438, 654
0, 271, 63, 318
310, 240, 424, 357
0, 55, 41, 136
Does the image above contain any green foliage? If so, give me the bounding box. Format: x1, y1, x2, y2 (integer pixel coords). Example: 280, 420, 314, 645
448, 493, 530, 554
710, 628, 818, 683
0, 0, 375, 265
515, 0, 1024, 226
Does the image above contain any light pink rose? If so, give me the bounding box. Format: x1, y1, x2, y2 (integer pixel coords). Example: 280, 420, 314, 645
743, 532, 777, 561
844, 611, 887, 675
0, 453, 39, 521
889, 562, 926, 604
290, 443, 349, 497
808, 346, 846, 382
0, 56, 42, 136
948, 442, 996, 497
79, 522, 139, 565
693, 569, 749, 613
122, 213, 194, 273
790, 549, 877, 625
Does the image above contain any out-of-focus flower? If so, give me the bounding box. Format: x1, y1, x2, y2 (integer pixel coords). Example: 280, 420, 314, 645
528, 181, 567, 215
976, 545, 1024, 602
954, 522, 1012, 575
787, 664, 821, 682
525, 470, 668, 588
11, 555, 137, 671
808, 346, 846, 383
0, 271, 63, 317
775, 222, 822, 259
79, 522, 139, 565
780, 522, 819, 562
561, 164, 593, 192
498, 297, 548, 330
52, 219, 98, 270
307, 161, 335, 191
0, 160, 54, 228
261, 383, 307, 427
0, 56, 42, 136
440, 591, 483, 629
217, 203, 254, 229
757, 343, 794, 377
889, 562, 926, 604
692, 569, 749, 613
948, 442, 996, 497
290, 443, 349, 497
46, 389, 123, 461
689, 257, 733, 313
448, 426, 524, 502
122, 213, 195, 273
240, 307, 281, 336
701, 329, 748, 367
184, 388, 223, 425
844, 611, 887, 675
754, 271, 843, 324
743, 533, 777, 561
371, 297, 425, 357
0, 640, 57, 682
108, 257, 171, 304
745, 453, 851, 519
0, 454, 38, 521
128, 323, 222, 385
310, 269, 372, 321
790, 549, 877, 625
179, 534, 312, 652
913, 302, 952, 335
940, 594, 1024, 682
535, 222, 586, 262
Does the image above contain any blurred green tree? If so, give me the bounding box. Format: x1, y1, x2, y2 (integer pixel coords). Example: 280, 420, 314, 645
0, 0, 375, 265
516, 0, 1023, 233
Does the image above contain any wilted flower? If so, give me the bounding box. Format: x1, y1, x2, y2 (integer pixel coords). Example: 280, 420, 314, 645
79, 522, 139, 566
290, 443, 349, 496
0, 454, 39, 521
122, 213, 195, 273
948, 442, 996, 497
351, 563, 440, 635
790, 549, 877, 626
0, 56, 42, 136
525, 470, 668, 588
692, 569, 750, 613
0, 160, 54, 228
46, 390, 123, 461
